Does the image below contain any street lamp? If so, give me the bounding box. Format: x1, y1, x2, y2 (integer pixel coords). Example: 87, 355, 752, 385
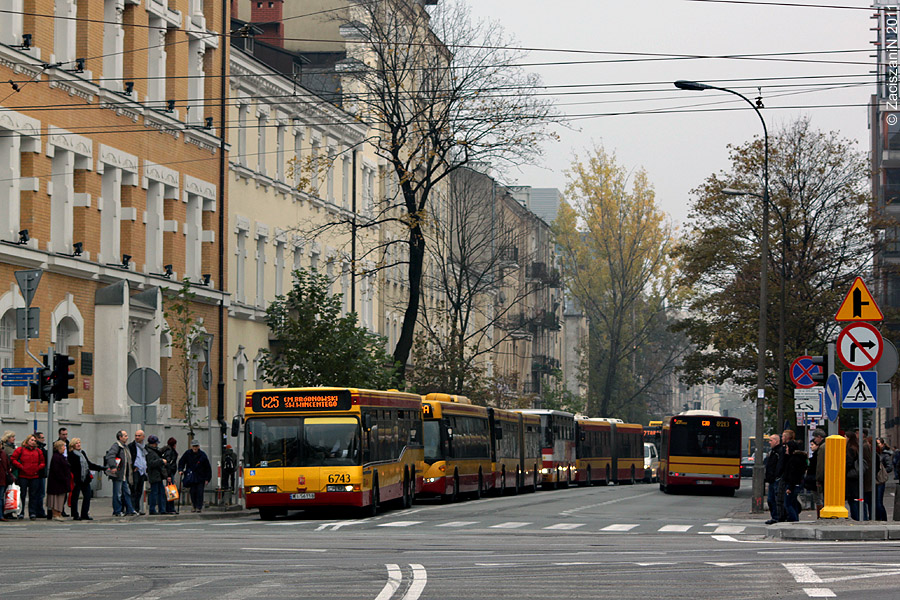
675, 80, 770, 514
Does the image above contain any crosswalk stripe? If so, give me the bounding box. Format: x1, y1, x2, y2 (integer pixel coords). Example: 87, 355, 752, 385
489, 522, 531, 529
710, 525, 746, 534
658, 525, 692, 533
378, 521, 423, 527
436, 521, 479, 527
544, 523, 584, 530
600, 524, 639, 532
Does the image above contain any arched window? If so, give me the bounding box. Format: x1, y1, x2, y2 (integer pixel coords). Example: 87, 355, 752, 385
55, 316, 78, 355
0, 311, 15, 416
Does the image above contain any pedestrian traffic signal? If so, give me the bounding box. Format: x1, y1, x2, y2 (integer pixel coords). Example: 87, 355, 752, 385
810, 355, 827, 386
53, 353, 75, 400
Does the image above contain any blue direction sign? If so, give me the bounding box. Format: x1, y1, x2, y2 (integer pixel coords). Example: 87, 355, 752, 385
825, 373, 840, 422
1, 381, 30, 387
1, 367, 34, 373
842, 370, 878, 409
0, 374, 34, 380
791, 356, 821, 389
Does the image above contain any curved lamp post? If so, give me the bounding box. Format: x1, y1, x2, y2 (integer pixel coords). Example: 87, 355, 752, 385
675, 80, 770, 514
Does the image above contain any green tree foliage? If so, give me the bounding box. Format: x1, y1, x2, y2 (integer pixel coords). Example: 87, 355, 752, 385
555, 146, 684, 419
161, 278, 204, 440
674, 118, 872, 410
260, 269, 398, 389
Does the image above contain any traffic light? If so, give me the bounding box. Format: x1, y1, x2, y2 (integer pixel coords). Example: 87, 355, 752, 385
38, 353, 54, 402
53, 353, 75, 400
810, 355, 827, 386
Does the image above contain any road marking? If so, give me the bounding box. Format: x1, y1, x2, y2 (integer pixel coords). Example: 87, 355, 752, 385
240, 547, 327, 552
635, 562, 676, 566
378, 521, 423, 527
436, 521, 479, 527
709, 525, 746, 534
559, 491, 656, 516
490, 522, 530, 529
122, 576, 219, 600
374, 564, 402, 600
402, 564, 427, 600
315, 520, 359, 531
706, 562, 751, 567
803, 590, 836, 598
783, 564, 823, 584
1, 574, 69, 593
711, 535, 739, 542
658, 525, 692, 533
43, 578, 137, 600
600, 523, 638, 532
544, 523, 584, 530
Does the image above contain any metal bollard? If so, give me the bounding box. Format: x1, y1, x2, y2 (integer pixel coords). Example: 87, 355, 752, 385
820, 435, 849, 519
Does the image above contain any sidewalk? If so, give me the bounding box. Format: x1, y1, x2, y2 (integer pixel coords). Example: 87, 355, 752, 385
5, 503, 250, 524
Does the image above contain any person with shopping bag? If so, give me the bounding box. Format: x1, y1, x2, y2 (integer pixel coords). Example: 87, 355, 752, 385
0, 442, 13, 521
177, 440, 211, 513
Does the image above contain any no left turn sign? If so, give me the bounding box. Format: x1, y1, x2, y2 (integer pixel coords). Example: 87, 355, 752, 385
837, 322, 883, 371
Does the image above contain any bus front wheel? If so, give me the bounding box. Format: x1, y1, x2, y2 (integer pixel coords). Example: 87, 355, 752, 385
362, 474, 380, 518
630, 466, 636, 485
586, 466, 593, 487
258, 508, 277, 521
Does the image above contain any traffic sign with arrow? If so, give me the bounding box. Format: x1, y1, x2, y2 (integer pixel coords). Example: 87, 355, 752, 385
837, 322, 883, 371
835, 277, 883, 322
825, 373, 840, 422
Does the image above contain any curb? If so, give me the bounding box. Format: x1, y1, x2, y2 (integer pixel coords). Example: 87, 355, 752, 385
766, 521, 900, 541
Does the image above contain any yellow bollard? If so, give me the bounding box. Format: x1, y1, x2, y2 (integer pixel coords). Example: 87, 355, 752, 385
820, 435, 849, 519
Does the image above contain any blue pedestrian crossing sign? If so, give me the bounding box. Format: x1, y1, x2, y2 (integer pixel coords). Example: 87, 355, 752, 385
841, 370, 877, 409
825, 373, 840, 422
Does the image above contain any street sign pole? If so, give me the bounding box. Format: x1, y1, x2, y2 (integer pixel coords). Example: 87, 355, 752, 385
827, 342, 837, 435
858, 408, 864, 521
45, 345, 54, 479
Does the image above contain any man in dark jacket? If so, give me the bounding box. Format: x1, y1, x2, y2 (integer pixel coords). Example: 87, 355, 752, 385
105, 430, 136, 517
178, 440, 212, 513
127, 430, 147, 515
161, 438, 178, 514
764, 434, 782, 524
144, 435, 168, 515
782, 440, 808, 522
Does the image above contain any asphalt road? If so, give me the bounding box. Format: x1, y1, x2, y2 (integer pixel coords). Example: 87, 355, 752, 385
4, 482, 899, 599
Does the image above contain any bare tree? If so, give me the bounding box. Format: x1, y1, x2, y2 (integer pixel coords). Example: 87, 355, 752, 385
296, 0, 556, 376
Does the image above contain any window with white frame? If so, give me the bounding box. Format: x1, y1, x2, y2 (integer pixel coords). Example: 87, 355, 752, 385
48, 128, 92, 255
235, 220, 249, 303
0, 311, 15, 416
146, 18, 167, 103
292, 125, 303, 187
341, 261, 350, 315
275, 122, 285, 182
99, 145, 138, 265
187, 39, 206, 124
325, 258, 334, 296
54, 0, 77, 65
185, 194, 203, 280
292, 242, 303, 279
0, 110, 39, 245
145, 181, 164, 272
326, 147, 335, 203
342, 155, 350, 209
310, 139, 320, 195
102, 0, 125, 91
310, 247, 319, 272
274, 238, 285, 296
255, 231, 267, 307
0, 0, 23, 47
237, 103, 248, 166
257, 110, 267, 176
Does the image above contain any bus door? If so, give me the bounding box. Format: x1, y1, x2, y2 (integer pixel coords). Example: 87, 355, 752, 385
286, 416, 361, 496
244, 417, 297, 494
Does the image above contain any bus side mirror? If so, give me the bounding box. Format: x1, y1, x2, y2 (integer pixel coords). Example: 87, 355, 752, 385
231, 414, 242, 437
494, 426, 503, 440
579, 432, 586, 442
447, 428, 453, 440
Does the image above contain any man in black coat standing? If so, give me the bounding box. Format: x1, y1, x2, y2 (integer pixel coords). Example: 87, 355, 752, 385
178, 440, 212, 513
765, 434, 783, 525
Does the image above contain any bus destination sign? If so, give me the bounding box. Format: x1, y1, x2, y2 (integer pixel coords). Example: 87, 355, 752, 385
251, 389, 353, 412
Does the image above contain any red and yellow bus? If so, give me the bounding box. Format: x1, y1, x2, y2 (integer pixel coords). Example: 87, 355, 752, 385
659, 411, 742, 495
519, 412, 543, 492
488, 408, 544, 494
518, 409, 576, 488
611, 420, 644, 484
242, 387, 423, 519
421, 393, 492, 501
575, 417, 612, 485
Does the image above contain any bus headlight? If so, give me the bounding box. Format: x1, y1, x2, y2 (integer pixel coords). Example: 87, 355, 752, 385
541, 468, 551, 475
249, 485, 277, 493
326, 484, 359, 492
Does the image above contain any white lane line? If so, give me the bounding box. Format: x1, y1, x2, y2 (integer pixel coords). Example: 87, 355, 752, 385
2, 574, 70, 593
803, 590, 836, 598
315, 520, 359, 531
240, 548, 326, 553
374, 564, 402, 600
784, 564, 824, 584
600, 523, 639, 532
711, 535, 739, 542
44, 578, 137, 600
436, 521, 479, 527
544, 523, 584, 530
710, 525, 746, 534
490, 522, 531, 529
401, 564, 427, 600
658, 525, 692, 533
376, 519, 421, 527
122, 576, 220, 600
559, 491, 657, 516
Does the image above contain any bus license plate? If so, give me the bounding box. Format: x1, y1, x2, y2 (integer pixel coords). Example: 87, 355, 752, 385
290, 493, 315, 500
696, 480, 712, 485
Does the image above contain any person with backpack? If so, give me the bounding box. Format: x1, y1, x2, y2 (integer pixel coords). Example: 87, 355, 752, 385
222, 444, 237, 493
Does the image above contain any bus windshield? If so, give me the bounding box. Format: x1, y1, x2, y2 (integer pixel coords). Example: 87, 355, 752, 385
670, 419, 741, 458
423, 419, 444, 463
246, 416, 361, 468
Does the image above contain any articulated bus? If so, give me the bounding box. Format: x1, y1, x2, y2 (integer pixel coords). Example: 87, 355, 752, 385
611, 421, 644, 484
519, 409, 576, 488
242, 387, 423, 519
488, 408, 544, 494
421, 393, 493, 501
643, 421, 662, 451
659, 411, 742, 495
575, 417, 612, 485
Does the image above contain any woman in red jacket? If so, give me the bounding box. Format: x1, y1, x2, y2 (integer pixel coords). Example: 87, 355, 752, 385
11, 434, 46, 520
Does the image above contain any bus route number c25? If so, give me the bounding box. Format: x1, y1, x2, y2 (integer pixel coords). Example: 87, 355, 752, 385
328, 473, 351, 484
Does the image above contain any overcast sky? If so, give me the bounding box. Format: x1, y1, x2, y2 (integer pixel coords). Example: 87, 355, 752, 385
465, 0, 875, 228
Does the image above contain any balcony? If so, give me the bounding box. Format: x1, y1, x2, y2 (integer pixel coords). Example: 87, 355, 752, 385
526, 261, 547, 281
498, 245, 519, 269
532, 354, 560, 374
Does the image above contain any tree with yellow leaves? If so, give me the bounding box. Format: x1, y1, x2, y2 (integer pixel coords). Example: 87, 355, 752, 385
555, 147, 684, 420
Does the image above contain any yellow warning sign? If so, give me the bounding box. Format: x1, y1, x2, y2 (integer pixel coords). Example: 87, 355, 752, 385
835, 277, 883, 322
